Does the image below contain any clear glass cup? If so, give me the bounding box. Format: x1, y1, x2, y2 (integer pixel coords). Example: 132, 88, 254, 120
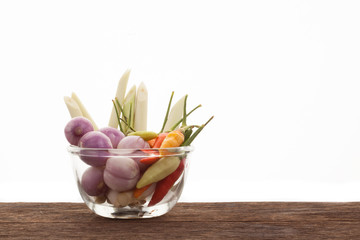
67, 145, 193, 219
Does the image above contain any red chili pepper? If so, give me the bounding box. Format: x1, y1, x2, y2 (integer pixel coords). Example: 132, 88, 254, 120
140, 156, 160, 164
147, 138, 156, 148
140, 133, 169, 164
140, 149, 160, 164
141, 149, 158, 155
148, 158, 185, 206
153, 132, 168, 148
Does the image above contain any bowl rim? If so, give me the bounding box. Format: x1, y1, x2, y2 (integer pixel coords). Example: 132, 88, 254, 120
67, 145, 194, 154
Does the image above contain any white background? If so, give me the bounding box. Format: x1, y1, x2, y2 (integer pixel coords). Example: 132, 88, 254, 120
1, 1, 360, 202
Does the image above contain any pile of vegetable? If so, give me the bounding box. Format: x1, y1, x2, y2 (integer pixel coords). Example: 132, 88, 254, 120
64, 69, 213, 207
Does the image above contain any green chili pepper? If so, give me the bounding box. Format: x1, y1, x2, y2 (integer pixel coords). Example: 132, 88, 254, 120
128, 131, 158, 141
136, 156, 180, 189
183, 128, 193, 142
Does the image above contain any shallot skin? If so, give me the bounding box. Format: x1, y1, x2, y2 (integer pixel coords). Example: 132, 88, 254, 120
117, 136, 150, 172
104, 157, 140, 192
64, 117, 94, 145
81, 167, 107, 196
79, 131, 113, 167
99, 127, 125, 148
79, 131, 113, 149
117, 136, 150, 149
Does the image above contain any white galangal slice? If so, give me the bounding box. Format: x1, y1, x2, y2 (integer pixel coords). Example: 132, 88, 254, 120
108, 69, 130, 128
134, 82, 148, 131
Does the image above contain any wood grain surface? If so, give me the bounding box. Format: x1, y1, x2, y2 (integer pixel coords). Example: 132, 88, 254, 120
0, 202, 360, 239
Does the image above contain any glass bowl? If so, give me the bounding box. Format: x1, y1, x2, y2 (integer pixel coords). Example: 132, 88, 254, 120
67, 145, 193, 219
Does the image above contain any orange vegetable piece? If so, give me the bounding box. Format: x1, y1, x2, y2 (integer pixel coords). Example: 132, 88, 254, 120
147, 138, 156, 148
160, 130, 184, 148
153, 132, 168, 148
133, 184, 151, 198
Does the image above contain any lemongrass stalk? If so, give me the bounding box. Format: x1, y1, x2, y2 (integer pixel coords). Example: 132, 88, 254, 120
71, 92, 98, 130
134, 82, 148, 131
162, 95, 186, 132
64, 96, 83, 118
108, 69, 130, 128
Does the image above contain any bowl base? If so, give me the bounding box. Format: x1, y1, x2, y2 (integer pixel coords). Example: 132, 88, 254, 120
85, 199, 178, 219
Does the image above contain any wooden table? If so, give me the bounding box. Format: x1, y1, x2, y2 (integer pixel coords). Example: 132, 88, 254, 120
0, 202, 359, 239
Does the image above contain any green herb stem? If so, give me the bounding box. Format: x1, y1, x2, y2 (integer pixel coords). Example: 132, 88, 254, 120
128, 102, 133, 131
112, 100, 123, 133
169, 104, 202, 131
119, 117, 136, 133
159, 91, 174, 133
115, 98, 127, 121
182, 116, 214, 146
181, 94, 188, 128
